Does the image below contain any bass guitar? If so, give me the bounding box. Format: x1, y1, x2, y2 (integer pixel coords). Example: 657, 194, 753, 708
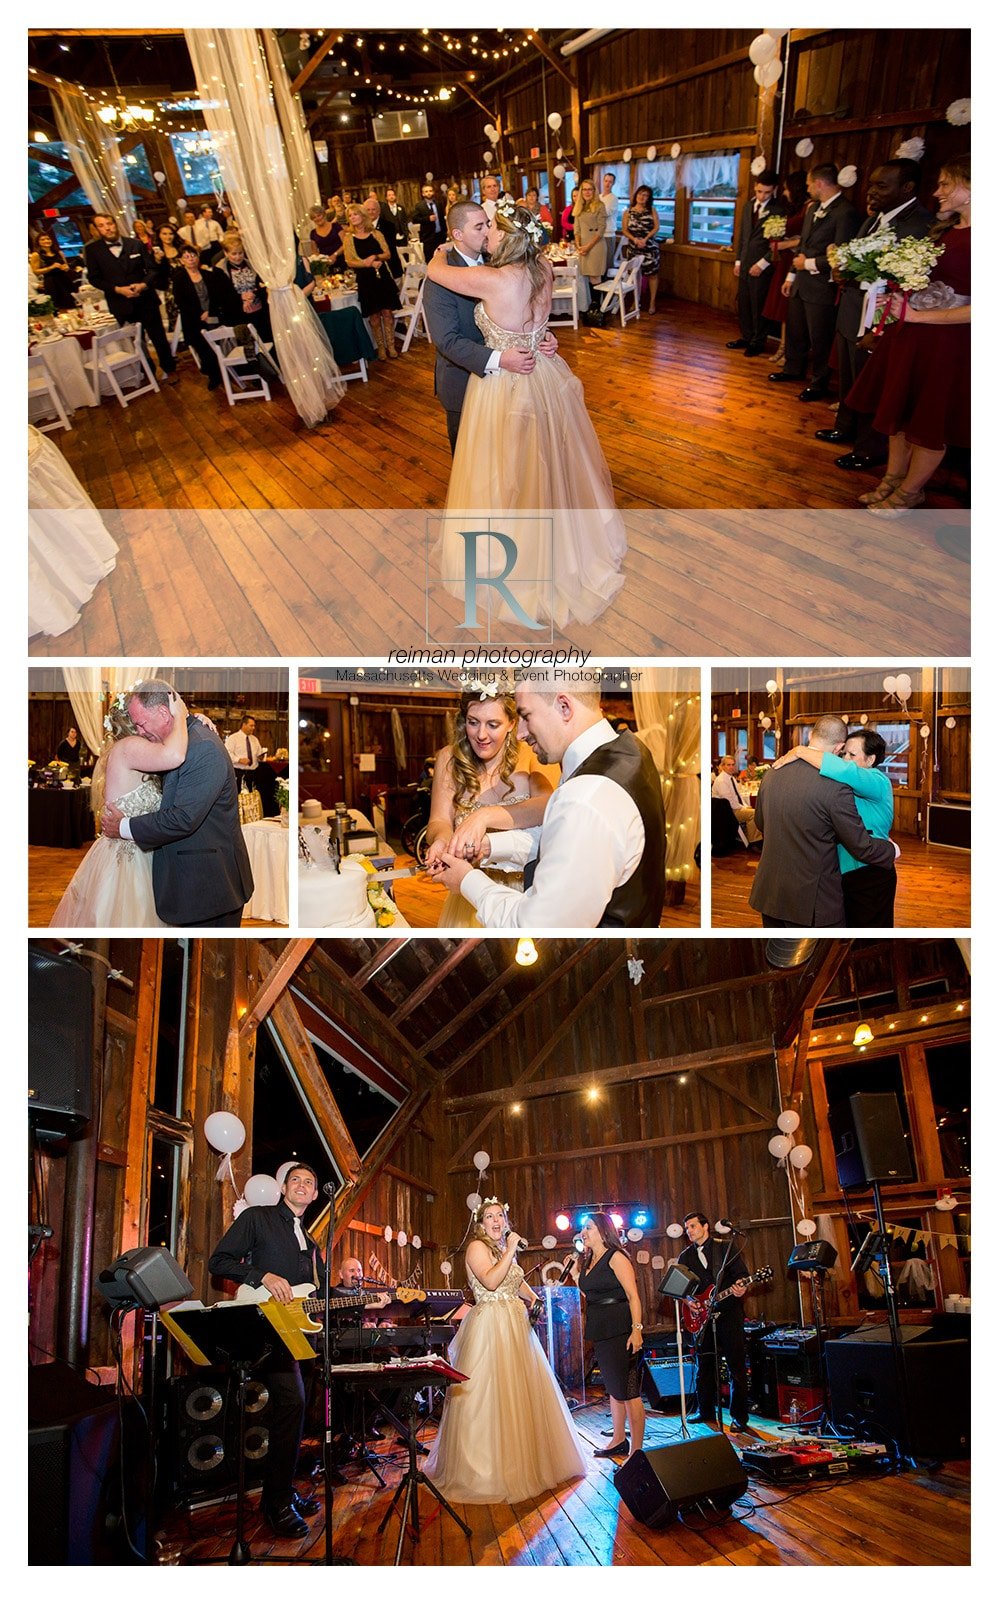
234, 1281, 419, 1338
680, 1267, 774, 1336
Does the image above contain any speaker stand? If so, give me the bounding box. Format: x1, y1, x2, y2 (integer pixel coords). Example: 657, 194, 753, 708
871, 1180, 916, 1469
672, 1301, 692, 1438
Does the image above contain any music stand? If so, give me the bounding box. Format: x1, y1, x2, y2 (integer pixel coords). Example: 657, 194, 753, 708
371, 1366, 472, 1565
657, 1263, 700, 1436
161, 1302, 297, 1565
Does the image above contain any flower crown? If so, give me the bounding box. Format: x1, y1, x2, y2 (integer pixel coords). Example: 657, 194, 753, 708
458, 669, 516, 701
495, 196, 545, 246
103, 688, 133, 735
476, 1195, 509, 1216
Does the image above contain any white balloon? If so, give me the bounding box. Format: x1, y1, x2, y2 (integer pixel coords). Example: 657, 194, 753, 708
646, 145, 657, 161
473, 1150, 491, 1172
797, 1218, 818, 1237
757, 57, 783, 87
245, 1173, 280, 1207
749, 32, 780, 65
397, 1230, 408, 1247
920, 724, 931, 739
411, 1235, 422, 1250
623, 147, 632, 163
883, 675, 898, 695
671, 142, 681, 159
795, 138, 815, 159
651, 1254, 665, 1271
483, 123, 496, 139
426, 171, 434, 182
483, 151, 493, 164
767, 28, 790, 38
556, 146, 563, 159
769, 1133, 793, 1159
789, 1143, 814, 1169
440, 1259, 453, 1277
384, 1224, 394, 1241
762, 716, 772, 729
204, 1111, 246, 1153
542, 1233, 557, 1250
275, 1160, 295, 1189
152, 169, 166, 184
553, 164, 566, 180
896, 672, 912, 698
547, 112, 562, 131
838, 166, 858, 189
766, 679, 778, 693
750, 155, 767, 176
666, 1222, 684, 1239
466, 1192, 481, 1211
777, 1109, 800, 1134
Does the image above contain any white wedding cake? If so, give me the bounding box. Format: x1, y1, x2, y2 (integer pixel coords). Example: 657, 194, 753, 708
298, 840, 375, 929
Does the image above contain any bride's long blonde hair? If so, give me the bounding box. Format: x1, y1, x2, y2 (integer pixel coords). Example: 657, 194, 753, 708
489, 201, 552, 326
449, 691, 519, 810
90, 699, 161, 817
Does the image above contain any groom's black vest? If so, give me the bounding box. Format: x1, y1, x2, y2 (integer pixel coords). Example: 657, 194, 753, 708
523, 730, 666, 926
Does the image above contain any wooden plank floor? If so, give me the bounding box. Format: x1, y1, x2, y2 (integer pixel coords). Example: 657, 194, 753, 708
28, 842, 284, 928
711, 832, 971, 928
29, 305, 969, 658
162, 1399, 970, 1567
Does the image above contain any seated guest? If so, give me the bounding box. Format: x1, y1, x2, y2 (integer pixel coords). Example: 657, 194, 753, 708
523, 187, 553, 238
620, 184, 661, 314
711, 754, 761, 846
307, 203, 344, 268
194, 204, 225, 263
214, 233, 273, 342
29, 230, 79, 309
84, 211, 179, 382
171, 245, 225, 389
56, 726, 83, 766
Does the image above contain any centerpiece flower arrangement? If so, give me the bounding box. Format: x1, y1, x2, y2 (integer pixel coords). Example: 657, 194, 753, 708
276, 776, 290, 826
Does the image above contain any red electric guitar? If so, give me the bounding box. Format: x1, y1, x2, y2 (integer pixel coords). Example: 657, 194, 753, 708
680, 1266, 774, 1336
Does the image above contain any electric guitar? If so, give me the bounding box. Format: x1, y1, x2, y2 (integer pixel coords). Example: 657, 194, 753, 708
680, 1267, 774, 1336
235, 1280, 418, 1337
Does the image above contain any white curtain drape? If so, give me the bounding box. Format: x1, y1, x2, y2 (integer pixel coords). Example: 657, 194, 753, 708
185, 28, 344, 426
262, 29, 321, 222
633, 675, 700, 888
679, 152, 740, 194
62, 665, 160, 756
52, 88, 136, 232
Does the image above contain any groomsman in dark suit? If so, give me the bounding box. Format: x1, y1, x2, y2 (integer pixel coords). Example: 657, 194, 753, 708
380, 186, 409, 248
727, 168, 781, 357
815, 159, 933, 470
84, 211, 178, 381
411, 183, 448, 259
769, 163, 859, 400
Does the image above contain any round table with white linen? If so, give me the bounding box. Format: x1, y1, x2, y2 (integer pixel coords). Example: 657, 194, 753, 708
241, 819, 290, 924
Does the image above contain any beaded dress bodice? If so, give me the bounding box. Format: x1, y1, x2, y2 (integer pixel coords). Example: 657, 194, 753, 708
469, 1257, 525, 1303
109, 777, 160, 860
474, 302, 548, 353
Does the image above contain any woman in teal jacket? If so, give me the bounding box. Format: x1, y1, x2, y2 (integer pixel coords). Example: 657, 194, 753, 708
771, 727, 896, 925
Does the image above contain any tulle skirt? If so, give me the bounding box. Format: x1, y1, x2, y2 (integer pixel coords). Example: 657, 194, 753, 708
50, 837, 164, 928
422, 1298, 589, 1504
441, 354, 626, 628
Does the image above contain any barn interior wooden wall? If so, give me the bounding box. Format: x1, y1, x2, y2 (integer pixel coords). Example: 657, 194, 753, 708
29, 935, 971, 1386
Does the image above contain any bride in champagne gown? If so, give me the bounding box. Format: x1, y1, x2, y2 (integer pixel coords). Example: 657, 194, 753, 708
425, 685, 551, 927
50, 691, 189, 927
422, 1199, 589, 1504
427, 201, 626, 628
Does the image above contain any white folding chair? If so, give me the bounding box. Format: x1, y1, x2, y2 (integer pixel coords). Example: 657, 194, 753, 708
202, 324, 273, 405
548, 261, 580, 329
83, 323, 160, 407
397, 245, 416, 270
394, 275, 431, 354
597, 255, 644, 326
169, 311, 184, 356
28, 353, 72, 432
611, 233, 626, 268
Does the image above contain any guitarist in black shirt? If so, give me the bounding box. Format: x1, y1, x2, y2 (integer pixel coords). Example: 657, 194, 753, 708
209, 1163, 325, 1538
677, 1211, 750, 1433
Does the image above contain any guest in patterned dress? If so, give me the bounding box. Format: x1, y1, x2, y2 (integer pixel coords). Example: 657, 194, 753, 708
620, 185, 661, 313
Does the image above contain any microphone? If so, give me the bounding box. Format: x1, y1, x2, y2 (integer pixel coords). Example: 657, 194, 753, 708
515, 1238, 534, 1251
322, 1181, 337, 1197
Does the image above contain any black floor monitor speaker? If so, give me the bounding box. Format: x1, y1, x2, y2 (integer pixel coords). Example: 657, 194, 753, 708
613, 1435, 747, 1528
825, 1330, 970, 1458
641, 1356, 696, 1409
28, 1364, 122, 1564
828, 1092, 914, 1188
168, 1374, 273, 1502
28, 947, 93, 1139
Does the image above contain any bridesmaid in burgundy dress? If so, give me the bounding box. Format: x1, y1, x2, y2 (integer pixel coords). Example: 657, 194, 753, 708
762, 171, 809, 362
847, 157, 971, 516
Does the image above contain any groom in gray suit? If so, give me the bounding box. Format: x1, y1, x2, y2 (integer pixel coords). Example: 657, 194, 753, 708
101, 678, 254, 927
422, 201, 555, 453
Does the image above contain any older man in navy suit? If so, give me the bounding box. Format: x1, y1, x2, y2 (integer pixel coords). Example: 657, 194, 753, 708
421, 200, 556, 453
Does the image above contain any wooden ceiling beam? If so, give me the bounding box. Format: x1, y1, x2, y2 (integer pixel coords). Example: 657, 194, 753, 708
441, 940, 600, 1081
774, 942, 854, 1050
239, 939, 314, 1041
641, 968, 793, 1009
354, 938, 409, 988
327, 1086, 433, 1247
484, 1119, 773, 1172
29, 28, 185, 36
446, 1035, 774, 1113
392, 938, 480, 1024
291, 31, 340, 97
310, 946, 441, 1082
524, 30, 575, 88
421, 962, 519, 1058
806, 998, 970, 1062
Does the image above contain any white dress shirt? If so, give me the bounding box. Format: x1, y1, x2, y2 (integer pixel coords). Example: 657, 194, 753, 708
600, 191, 618, 235
712, 769, 748, 845
225, 730, 262, 769
194, 217, 224, 250
460, 720, 646, 928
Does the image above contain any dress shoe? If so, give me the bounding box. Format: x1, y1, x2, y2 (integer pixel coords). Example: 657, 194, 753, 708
725, 338, 749, 349
161, 370, 180, 386
293, 1491, 321, 1517
768, 371, 804, 383
835, 452, 886, 472
815, 427, 853, 444
743, 342, 767, 357
593, 1440, 629, 1458
728, 1417, 750, 1434
264, 1501, 309, 1538
798, 384, 830, 401
867, 487, 926, 517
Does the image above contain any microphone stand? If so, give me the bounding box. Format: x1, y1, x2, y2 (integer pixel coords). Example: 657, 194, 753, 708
673, 1299, 691, 1439
316, 1217, 354, 1565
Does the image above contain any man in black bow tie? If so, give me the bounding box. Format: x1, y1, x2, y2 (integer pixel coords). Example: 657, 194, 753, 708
84, 211, 179, 382
727, 168, 780, 357
769, 163, 859, 400
815, 159, 933, 469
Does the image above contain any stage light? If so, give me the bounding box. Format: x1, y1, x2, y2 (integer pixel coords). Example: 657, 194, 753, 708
555, 1212, 571, 1231
610, 1212, 624, 1231
631, 1208, 650, 1227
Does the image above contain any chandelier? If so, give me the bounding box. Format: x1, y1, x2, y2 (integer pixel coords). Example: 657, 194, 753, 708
97, 97, 155, 131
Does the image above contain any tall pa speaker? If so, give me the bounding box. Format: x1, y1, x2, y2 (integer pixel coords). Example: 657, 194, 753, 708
613, 1436, 747, 1528
28, 946, 93, 1140
828, 1092, 914, 1188
168, 1374, 273, 1503
641, 1356, 696, 1410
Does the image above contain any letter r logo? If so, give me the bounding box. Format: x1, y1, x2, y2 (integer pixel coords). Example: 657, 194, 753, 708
458, 528, 543, 630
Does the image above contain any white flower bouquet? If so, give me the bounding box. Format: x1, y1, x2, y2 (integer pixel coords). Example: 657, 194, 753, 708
875, 234, 943, 294
831, 231, 895, 285
763, 214, 787, 240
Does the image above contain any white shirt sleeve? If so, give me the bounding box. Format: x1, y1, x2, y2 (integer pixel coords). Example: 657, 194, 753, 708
119, 817, 133, 840
483, 829, 537, 868
485, 350, 502, 375
460, 779, 644, 928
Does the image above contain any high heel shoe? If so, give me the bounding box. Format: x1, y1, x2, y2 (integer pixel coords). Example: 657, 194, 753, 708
858, 474, 903, 506
866, 486, 926, 517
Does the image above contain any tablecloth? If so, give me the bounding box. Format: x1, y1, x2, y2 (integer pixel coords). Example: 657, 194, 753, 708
29, 785, 94, 848
242, 819, 290, 924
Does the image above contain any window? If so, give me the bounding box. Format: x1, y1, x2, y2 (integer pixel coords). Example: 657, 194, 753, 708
147, 1134, 183, 1251
762, 731, 777, 761
121, 142, 155, 191
29, 141, 90, 208
153, 940, 189, 1116
925, 1041, 971, 1180
684, 152, 740, 248
169, 131, 222, 197
257, 1019, 343, 1190
867, 722, 911, 787
635, 159, 675, 243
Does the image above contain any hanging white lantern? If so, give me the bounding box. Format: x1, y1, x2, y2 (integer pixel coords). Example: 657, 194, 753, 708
627, 1227, 643, 1242
411, 1235, 422, 1250
920, 724, 931, 740
547, 111, 562, 131
895, 137, 925, 162
636, 1249, 650, 1265
542, 1234, 557, 1250
440, 1259, 453, 1277
397, 1230, 408, 1248
749, 33, 780, 66
646, 144, 657, 160
670, 142, 681, 159
838, 165, 858, 189
651, 1255, 665, 1271
945, 716, 957, 729
666, 1222, 684, 1239
776, 1109, 800, 1134
946, 98, 971, 126
384, 1224, 394, 1242
622, 147, 632, 163
795, 138, 815, 159
426, 171, 434, 181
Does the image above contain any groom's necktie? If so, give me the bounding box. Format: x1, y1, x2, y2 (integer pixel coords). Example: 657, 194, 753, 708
246, 735, 253, 766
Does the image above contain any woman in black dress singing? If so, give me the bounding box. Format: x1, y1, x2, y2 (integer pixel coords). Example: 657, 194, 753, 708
579, 1213, 645, 1459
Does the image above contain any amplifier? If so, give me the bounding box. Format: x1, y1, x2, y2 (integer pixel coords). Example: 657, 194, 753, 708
641, 1356, 696, 1409
926, 802, 970, 851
